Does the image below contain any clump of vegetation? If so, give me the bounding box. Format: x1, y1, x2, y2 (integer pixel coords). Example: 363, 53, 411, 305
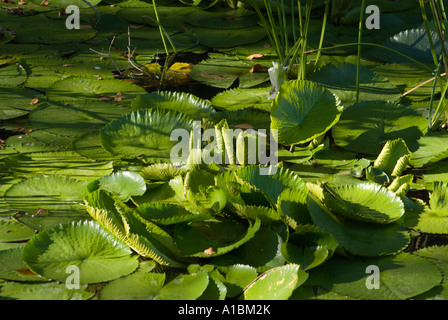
1, 0, 448, 301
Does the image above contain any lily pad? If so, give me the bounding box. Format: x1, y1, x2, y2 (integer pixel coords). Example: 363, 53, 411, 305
0, 63, 27, 87
311, 253, 442, 300
22, 220, 139, 283
100, 109, 194, 161
173, 217, 261, 257
322, 182, 405, 224
29, 101, 131, 137
243, 264, 304, 300
270, 80, 343, 146
46, 77, 147, 104
332, 100, 427, 154
190, 53, 269, 89
184, 8, 259, 29
307, 63, 401, 106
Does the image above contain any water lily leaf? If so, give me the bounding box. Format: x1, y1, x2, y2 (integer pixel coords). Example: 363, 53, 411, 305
100, 272, 165, 300
243, 264, 304, 300
413, 245, 448, 300
137, 202, 210, 225
97, 171, 146, 202
311, 253, 442, 300
332, 100, 427, 155
6, 14, 96, 44
307, 63, 401, 106
190, 53, 269, 89
222, 264, 258, 297
415, 182, 448, 234
0, 247, 45, 282
306, 193, 410, 256
4, 175, 88, 217
118, 6, 198, 27
373, 63, 439, 100
85, 190, 186, 267
28, 0, 102, 8
157, 272, 209, 300
193, 26, 266, 48
270, 80, 343, 146
184, 8, 259, 29
234, 165, 307, 207
0, 219, 35, 243
0, 281, 94, 300
0, 87, 42, 121
281, 224, 338, 270
212, 227, 285, 273
373, 138, 411, 177
23, 57, 115, 91
0, 63, 27, 87
375, 28, 447, 64
211, 86, 272, 112
173, 217, 261, 257
140, 163, 185, 181
46, 77, 146, 104
22, 220, 139, 283
410, 131, 448, 168
100, 109, 193, 161
29, 101, 131, 137
131, 91, 215, 120
322, 182, 405, 224
4, 151, 113, 180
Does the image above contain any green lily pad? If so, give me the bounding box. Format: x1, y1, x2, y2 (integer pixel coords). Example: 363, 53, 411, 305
322, 182, 405, 224
0, 87, 42, 121
306, 192, 410, 256
310, 253, 442, 300
173, 217, 261, 257
243, 264, 305, 300
190, 53, 269, 89
375, 28, 447, 65
307, 63, 401, 106
0, 219, 36, 243
0, 247, 44, 282
29, 101, 131, 137
97, 171, 146, 202
270, 80, 343, 146
100, 109, 194, 161
0, 63, 27, 87
332, 100, 427, 155
184, 8, 259, 29
99, 272, 166, 300
211, 86, 272, 112
0, 281, 94, 300
6, 14, 97, 44
4, 175, 88, 216
46, 77, 147, 104
22, 220, 139, 283
131, 91, 216, 120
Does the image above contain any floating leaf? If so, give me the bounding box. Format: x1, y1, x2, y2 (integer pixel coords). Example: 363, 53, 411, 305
311, 253, 442, 300
22, 220, 139, 283
333, 100, 427, 154
97, 171, 146, 202
322, 182, 405, 224
100, 109, 193, 161
307, 63, 401, 106
306, 193, 410, 256
243, 264, 305, 300
270, 80, 343, 146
